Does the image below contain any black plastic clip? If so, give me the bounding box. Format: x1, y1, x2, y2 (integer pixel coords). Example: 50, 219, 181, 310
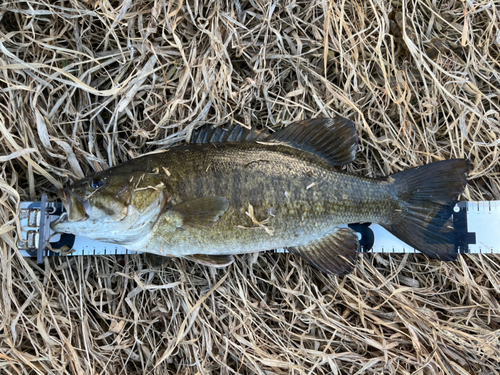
348, 222, 375, 252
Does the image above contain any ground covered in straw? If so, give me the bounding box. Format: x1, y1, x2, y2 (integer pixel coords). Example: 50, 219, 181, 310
1, 0, 500, 373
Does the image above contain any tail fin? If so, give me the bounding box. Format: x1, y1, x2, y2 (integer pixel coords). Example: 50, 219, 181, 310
383, 159, 470, 261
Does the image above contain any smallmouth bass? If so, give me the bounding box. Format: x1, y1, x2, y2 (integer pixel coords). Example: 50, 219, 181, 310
50, 118, 470, 275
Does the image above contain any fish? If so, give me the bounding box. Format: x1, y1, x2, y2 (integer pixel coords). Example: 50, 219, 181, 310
50, 117, 470, 275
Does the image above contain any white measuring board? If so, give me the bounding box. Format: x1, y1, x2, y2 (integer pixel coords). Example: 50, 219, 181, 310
17, 200, 499, 261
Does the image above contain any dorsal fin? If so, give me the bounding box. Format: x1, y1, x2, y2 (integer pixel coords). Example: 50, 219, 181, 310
267, 118, 358, 166
190, 123, 271, 144
190, 117, 358, 166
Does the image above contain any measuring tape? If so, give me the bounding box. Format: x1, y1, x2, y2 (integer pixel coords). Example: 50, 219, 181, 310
18, 196, 498, 263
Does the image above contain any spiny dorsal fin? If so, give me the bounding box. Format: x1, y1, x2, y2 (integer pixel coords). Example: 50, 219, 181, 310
190, 123, 271, 144
288, 227, 359, 275
185, 254, 235, 268
172, 196, 229, 228
268, 117, 358, 166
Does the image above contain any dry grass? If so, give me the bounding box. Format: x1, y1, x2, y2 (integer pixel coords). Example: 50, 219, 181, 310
1, 0, 500, 373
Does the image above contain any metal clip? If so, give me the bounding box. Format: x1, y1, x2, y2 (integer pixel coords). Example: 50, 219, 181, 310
18, 195, 64, 263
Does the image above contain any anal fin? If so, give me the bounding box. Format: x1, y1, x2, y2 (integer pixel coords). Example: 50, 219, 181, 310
185, 254, 235, 268
288, 227, 359, 276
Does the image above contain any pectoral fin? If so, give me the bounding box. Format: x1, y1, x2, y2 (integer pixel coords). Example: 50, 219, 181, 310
288, 227, 359, 276
185, 254, 235, 268
172, 196, 229, 228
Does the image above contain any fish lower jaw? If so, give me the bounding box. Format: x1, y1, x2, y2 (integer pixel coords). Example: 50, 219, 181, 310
50, 216, 158, 246
50, 212, 68, 231
70, 227, 153, 247
50, 212, 89, 232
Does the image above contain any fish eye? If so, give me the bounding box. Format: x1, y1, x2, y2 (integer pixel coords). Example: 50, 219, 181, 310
91, 179, 105, 190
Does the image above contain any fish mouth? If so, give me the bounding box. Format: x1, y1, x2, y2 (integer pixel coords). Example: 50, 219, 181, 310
50, 211, 69, 230
56, 188, 90, 223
